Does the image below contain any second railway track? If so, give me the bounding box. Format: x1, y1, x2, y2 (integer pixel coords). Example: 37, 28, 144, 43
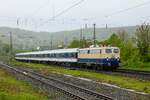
66, 66, 150, 81
0, 62, 115, 100
114, 69, 150, 80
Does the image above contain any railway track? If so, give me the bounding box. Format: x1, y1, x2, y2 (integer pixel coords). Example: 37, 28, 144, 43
114, 69, 150, 80
66, 67, 150, 81
0, 62, 115, 100
88, 68, 150, 81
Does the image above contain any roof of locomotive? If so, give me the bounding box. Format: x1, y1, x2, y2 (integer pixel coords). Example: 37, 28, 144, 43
79, 46, 119, 51
16, 48, 78, 56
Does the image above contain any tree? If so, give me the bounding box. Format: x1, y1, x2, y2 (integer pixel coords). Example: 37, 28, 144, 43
135, 23, 150, 61
68, 40, 80, 48
99, 33, 121, 46
0, 43, 10, 56
117, 30, 128, 42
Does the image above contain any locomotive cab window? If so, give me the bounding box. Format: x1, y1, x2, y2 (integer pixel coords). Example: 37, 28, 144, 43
105, 49, 112, 53
113, 49, 119, 53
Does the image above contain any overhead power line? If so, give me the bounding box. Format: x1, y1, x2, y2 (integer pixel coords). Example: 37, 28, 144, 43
37, 0, 84, 27
28, 0, 50, 17
53, 0, 84, 19
105, 0, 150, 17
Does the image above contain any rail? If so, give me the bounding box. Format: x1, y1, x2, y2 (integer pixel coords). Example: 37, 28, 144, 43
0, 62, 115, 100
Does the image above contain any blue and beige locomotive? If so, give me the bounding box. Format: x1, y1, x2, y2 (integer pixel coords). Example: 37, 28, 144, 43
15, 46, 120, 70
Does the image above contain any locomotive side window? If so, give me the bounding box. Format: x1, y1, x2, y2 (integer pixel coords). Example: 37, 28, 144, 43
105, 49, 112, 53
90, 49, 100, 54
113, 49, 119, 53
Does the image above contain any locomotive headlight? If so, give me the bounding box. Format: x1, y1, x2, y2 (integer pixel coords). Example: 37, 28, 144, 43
117, 57, 120, 61
106, 57, 109, 61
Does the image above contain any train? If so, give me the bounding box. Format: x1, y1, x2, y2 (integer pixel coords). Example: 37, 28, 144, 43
15, 46, 120, 70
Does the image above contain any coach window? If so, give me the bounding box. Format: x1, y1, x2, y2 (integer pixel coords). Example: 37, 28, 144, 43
72, 53, 74, 58
40, 54, 43, 58
73, 53, 77, 58
75, 53, 78, 58
105, 49, 112, 53
54, 54, 56, 58
50, 54, 53, 58
51, 54, 54, 58
46, 54, 49, 57
59, 53, 62, 58
62, 53, 65, 58
67, 53, 70, 58
55, 54, 58, 58
68, 53, 71, 57
40, 54, 42, 57
36, 54, 38, 57
51, 54, 53, 58
45, 54, 48, 57
71, 53, 74, 58
63, 53, 66, 58
68, 53, 72, 58
48, 54, 51, 58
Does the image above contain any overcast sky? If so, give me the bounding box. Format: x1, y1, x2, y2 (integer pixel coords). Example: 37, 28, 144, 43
0, 0, 150, 32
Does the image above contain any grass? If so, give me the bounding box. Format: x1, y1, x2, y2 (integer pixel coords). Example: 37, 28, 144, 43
0, 67, 48, 100
11, 60, 150, 94
121, 61, 150, 71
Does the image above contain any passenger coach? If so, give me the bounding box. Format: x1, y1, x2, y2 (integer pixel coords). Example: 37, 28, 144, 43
15, 48, 78, 64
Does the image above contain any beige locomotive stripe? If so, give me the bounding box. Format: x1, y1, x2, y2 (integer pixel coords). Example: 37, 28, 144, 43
78, 54, 120, 59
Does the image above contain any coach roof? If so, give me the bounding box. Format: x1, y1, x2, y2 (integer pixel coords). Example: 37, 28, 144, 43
16, 48, 78, 56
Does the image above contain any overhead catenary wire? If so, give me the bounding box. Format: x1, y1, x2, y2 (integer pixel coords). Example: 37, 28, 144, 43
17, 0, 51, 27
105, 0, 150, 18
37, 0, 84, 28
28, 0, 51, 17
53, 0, 84, 19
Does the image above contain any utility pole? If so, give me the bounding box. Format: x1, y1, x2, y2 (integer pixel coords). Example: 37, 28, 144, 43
64, 36, 68, 48
50, 35, 53, 50
80, 28, 83, 48
83, 24, 87, 39
9, 32, 13, 61
106, 24, 108, 29
82, 24, 87, 48
93, 23, 96, 47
